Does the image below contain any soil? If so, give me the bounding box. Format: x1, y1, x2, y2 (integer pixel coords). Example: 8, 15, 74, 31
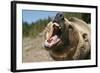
22, 32, 54, 63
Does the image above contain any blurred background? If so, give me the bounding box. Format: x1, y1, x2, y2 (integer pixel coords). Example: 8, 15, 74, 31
22, 10, 91, 38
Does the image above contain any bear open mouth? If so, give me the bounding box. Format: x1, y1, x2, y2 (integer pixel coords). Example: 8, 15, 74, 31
44, 23, 62, 48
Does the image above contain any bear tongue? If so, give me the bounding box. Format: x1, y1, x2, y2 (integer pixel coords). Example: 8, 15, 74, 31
50, 35, 58, 41
45, 35, 60, 48
49, 35, 60, 46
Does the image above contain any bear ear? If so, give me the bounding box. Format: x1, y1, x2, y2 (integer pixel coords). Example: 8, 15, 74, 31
52, 12, 64, 23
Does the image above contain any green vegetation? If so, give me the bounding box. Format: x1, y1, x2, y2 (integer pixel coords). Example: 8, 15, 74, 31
23, 12, 90, 38
23, 17, 51, 37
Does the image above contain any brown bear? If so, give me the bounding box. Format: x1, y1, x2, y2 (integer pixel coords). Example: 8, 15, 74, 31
44, 13, 91, 61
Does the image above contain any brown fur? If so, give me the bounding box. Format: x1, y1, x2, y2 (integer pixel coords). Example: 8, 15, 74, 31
44, 17, 91, 60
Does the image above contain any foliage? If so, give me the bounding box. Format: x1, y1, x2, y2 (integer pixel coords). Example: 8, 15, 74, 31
23, 17, 51, 37
23, 22, 30, 37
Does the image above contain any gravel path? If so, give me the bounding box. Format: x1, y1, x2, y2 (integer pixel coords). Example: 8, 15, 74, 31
22, 33, 54, 63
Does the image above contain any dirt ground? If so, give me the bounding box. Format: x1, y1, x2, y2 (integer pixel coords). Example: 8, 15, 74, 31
22, 33, 54, 63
